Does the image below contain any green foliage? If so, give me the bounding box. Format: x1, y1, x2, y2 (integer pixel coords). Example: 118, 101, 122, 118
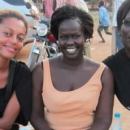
89, 0, 99, 4
84, 0, 98, 4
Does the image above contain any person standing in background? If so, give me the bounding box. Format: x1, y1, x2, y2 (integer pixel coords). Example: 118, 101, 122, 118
42, 0, 54, 22
55, 0, 79, 10
77, 0, 89, 13
76, 0, 90, 56
54, 0, 67, 10
97, 1, 112, 43
111, 0, 125, 52
67, 0, 79, 7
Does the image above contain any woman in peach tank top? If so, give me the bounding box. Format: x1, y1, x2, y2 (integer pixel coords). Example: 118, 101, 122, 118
30, 5, 114, 130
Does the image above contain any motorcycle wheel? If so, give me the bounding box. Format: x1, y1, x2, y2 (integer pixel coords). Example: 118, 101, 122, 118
29, 52, 39, 70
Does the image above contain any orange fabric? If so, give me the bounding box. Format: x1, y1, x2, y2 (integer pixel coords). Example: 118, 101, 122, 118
42, 59, 106, 130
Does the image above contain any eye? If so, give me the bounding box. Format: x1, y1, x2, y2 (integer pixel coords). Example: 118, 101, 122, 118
60, 36, 68, 40
73, 35, 79, 39
125, 21, 130, 26
123, 19, 130, 26
17, 37, 24, 42
3, 32, 11, 36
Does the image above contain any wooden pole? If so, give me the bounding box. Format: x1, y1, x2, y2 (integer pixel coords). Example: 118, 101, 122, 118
84, 42, 91, 58
111, 0, 117, 54
111, 27, 117, 54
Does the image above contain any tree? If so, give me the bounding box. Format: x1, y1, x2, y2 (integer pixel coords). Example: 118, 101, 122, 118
89, 0, 98, 4
84, 0, 90, 1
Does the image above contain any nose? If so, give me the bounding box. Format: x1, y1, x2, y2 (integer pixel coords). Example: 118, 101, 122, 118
67, 37, 74, 45
10, 35, 17, 44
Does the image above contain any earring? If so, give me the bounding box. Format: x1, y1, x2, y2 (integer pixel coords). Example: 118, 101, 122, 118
86, 39, 89, 42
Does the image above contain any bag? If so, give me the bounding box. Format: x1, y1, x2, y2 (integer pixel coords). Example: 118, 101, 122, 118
5, 59, 16, 103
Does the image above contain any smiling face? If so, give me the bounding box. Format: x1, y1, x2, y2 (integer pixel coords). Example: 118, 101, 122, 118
58, 19, 85, 60
0, 17, 26, 59
121, 10, 130, 51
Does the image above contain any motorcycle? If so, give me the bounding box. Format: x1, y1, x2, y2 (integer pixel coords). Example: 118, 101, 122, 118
26, 19, 60, 70
18, 2, 60, 70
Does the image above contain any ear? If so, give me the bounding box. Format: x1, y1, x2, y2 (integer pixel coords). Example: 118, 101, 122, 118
84, 35, 88, 41
57, 41, 61, 49
85, 35, 90, 42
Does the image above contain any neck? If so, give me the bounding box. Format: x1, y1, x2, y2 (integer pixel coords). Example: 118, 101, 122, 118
60, 54, 84, 68
0, 57, 10, 72
124, 48, 130, 59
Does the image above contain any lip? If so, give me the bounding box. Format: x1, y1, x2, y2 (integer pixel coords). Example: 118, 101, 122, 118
4, 45, 18, 53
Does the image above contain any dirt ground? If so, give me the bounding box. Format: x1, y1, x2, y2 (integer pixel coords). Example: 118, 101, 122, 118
16, 23, 130, 130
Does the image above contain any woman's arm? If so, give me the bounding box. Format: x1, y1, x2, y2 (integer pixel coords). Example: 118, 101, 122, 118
30, 63, 52, 130
90, 66, 114, 130
0, 92, 20, 130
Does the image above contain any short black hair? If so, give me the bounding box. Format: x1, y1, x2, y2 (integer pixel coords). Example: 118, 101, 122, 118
99, 1, 104, 7
117, 0, 130, 31
0, 9, 28, 34
51, 5, 94, 40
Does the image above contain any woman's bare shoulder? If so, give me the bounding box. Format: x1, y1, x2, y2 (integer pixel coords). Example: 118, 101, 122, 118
84, 57, 102, 70
32, 62, 43, 91
32, 62, 43, 75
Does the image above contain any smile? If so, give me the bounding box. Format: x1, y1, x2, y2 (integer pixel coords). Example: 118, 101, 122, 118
66, 48, 76, 54
4, 45, 17, 53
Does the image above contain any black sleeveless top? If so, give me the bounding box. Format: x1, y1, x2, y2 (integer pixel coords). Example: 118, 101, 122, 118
0, 61, 32, 125
0, 87, 6, 117
103, 49, 130, 110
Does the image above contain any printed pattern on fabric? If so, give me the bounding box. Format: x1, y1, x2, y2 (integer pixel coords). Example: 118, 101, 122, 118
42, 0, 54, 18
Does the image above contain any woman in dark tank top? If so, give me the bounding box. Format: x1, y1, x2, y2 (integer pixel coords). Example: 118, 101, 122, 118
0, 9, 32, 130
103, 0, 130, 110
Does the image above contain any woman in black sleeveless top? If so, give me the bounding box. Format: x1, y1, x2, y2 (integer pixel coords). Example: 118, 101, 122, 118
0, 10, 32, 130
104, 0, 130, 110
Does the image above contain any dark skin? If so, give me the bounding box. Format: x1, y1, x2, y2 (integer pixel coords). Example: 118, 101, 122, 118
121, 10, 130, 58
30, 19, 114, 130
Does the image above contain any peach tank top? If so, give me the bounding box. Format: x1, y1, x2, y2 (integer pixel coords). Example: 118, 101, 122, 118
42, 60, 106, 130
